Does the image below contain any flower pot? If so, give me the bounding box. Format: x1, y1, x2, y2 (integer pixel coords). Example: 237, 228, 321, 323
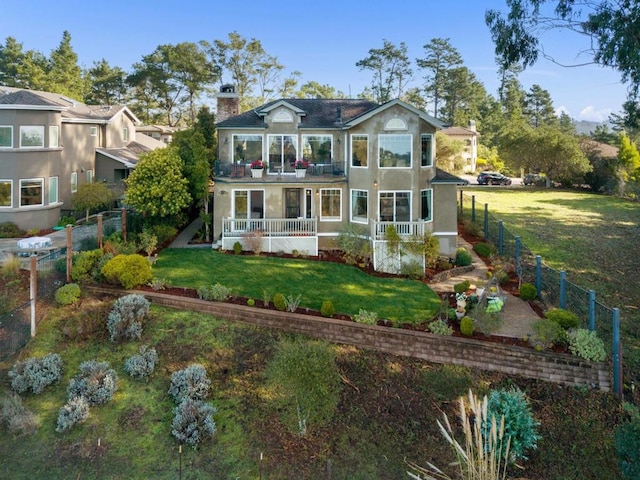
455, 310, 465, 320
295, 169, 306, 178
251, 168, 263, 178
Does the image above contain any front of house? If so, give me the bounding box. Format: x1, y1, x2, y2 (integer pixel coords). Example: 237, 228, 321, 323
213, 86, 466, 272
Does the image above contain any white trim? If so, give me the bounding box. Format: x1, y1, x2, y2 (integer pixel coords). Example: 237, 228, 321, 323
19, 177, 44, 207
433, 231, 458, 236
0, 105, 64, 111
378, 190, 412, 222
350, 189, 368, 224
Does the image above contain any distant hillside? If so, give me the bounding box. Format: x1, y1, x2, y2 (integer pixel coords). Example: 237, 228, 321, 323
573, 120, 606, 135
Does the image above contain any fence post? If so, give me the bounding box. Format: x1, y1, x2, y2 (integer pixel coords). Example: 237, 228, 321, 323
498, 220, 504, 255
121, 208, 127, 242
535, 256, 542, 299
97, 213, 103, 249
559, 270, 566, 309
514, 235, 521, 265
471, 195, 476, 223
30, 254, 37, 337
588, 290, 596, 331
483, 204, 489, 240
66, 224, 73, 283
613, 308, 622, 397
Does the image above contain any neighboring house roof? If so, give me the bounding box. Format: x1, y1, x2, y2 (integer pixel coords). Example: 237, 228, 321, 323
580, 138, 618, 158
441, 126, 479, 137
432, 168, 469, 185
96, 140, 162, 169
136, 124, 178, 134
216, 98, 446, 130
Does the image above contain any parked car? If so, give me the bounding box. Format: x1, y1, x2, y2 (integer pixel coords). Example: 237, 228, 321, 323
523, 173, 544, 186
477, 171, 512, 185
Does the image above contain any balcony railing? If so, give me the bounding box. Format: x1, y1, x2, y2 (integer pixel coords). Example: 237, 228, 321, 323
372, 220, 426, 240
215, 160, 345, 179
222, 217, 317, 237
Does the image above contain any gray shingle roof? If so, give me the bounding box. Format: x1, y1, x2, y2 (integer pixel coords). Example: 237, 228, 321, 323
432, 168, 469, 185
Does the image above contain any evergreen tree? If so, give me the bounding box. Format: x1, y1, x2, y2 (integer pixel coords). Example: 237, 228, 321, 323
416, 37, 463, 117
46, 31, 83, 99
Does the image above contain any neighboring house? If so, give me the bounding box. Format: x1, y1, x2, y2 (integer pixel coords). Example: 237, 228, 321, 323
213, 85, 467, 273
441, 121, 479, 173
0, 87, 166, 230
136, 124, 177, 144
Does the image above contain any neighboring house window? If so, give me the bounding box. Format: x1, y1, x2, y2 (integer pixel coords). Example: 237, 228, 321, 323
90, 126, 98, 137
351, 189, 368, 223
351, 134, 368, 167
0, 180, 12, 207
233, 190, 264, 219
0, 126, 12, 148
70, 172, 78, 193
233, 134, 263, 163
86, 170, 93, 183
20, 178, 43, 206
49, 177, 59, 204
320, 188, 341, 221
421, 134, 433, 167
420, 189, 432, 221
379, 191, 411, 222
49, 125, 59, 148
379, 134, 411, 168
20, 126, 44, 148
122, 127, 128, 142
267, 135, 298, 174
301, 135, 332, 164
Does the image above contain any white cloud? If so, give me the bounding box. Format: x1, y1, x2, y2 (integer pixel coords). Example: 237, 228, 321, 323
555, 106, 570, 117
578, 106, 613, 122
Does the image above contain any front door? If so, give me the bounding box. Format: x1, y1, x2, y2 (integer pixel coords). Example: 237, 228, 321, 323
285, 188, 301, 218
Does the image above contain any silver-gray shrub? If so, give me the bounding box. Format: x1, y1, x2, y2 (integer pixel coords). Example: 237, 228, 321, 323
1, 393, 39, 435
107, 293, 150, 342
67, 360, 118, 406
171, 398, 217, 447
196, 283, 231, 301
168, 364, 211, 404
124, 345, 159, 380
56, 396, 89, 433
9, 353, 63, 395
428, 319, 453, 336
353, 309, 378, 325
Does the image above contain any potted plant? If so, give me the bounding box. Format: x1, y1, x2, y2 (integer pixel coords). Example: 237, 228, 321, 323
455, 292, 468, 320
250, 159, 264, 178
294, 159, 309, 178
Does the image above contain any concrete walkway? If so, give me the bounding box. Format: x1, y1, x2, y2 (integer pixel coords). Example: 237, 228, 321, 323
168, 218, 210, 248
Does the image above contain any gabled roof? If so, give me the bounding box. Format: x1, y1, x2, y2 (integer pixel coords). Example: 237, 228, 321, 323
432, 168, 469, 185
442, 126, 479, 137
96, 141, 162, 169
343, 98, 446, 130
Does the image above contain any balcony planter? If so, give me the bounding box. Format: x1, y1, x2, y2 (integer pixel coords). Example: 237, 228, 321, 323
295, 168, 306, 178
251, 168, 263, 178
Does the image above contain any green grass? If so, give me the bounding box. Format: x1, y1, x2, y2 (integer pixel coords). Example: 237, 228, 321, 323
152, 248, 440, 323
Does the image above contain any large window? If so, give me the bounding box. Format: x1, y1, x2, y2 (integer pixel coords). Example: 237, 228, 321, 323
20, 178, 43, 206
421, 134, 433, 167
267, 135, 298, 174
420, 189, 432, 221
0, 126, 12, 148
49, 176, 59, 204
379, 191, 411, 222
233, 135, 263, 163
351, 134, 368, 167
302, 135, 332, 164
70, 172, 78, 193
233, 190, 264, 219
351, 189, 368, 223
379, 134, 411, 168
0, 180, 12, 207
320, 188, 341, 221
49, 125, 59, 148
20, 126, 44, 148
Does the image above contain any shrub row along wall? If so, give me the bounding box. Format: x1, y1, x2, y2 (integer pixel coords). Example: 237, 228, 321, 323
90, 287, 611, 391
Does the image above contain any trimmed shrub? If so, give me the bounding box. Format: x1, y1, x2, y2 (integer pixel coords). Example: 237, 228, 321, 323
246, 298, 255, 306
519, 282, 537, 301
197, 284, 231, 301
545, 308, 580, 330
320, 300, 335, 318
67, 360, 118, 406
354, 309, 378, 325
453, 280, 471, 294
101, 254, 152, 289
473, 242, 494, 258
0, 222, 24, 238
9, 353, 63, 395
56, 396, 89, 433
168, 364, 211, 404
400, 260, 425, 279
428, 319, 453, 336
71, 249, 105, 282
273, 293, 286, 311
1, 393, 39, 435
567, 328, 607, 362
107, 294, 150, 342
124, 345, 159, 380
485, 387, 540, 462
149, 224, 178, 246
455, 247, 473, 267
55, 283, 81, 306
616, 417, 640, 479
233, 241, 242, 255
171, 399, 217, 447
460, 316, 474, 336
532, 318, 566, 349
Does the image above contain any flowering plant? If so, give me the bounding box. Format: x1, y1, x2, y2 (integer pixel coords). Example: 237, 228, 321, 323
455, 293, 468, 303
294, 159, 309, 169
250, 159, 264, 169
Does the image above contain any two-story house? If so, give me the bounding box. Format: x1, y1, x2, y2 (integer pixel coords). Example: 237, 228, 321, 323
213, 85, 467, 273
441, 121, 479, 173
0, 87, 165, 231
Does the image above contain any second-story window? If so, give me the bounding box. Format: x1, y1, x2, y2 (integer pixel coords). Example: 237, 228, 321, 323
421, 134, 433, 167
0, 126, 12, 148
379, 134, 411, 168
20, 126, 44, 148
49, 126, 59, 148
233, 135, 262, 163
351, 134, 368, 167
302, 135, 332, 165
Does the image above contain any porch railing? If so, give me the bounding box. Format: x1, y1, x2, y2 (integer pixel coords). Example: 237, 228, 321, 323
222, 218, 317, 237
372, 220, 426, 240
215, 160, 346, 178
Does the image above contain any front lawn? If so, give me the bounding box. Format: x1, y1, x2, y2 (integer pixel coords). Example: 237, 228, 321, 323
152, 248, 441, 323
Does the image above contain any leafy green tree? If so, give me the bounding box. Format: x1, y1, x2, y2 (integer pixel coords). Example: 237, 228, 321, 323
442, 66, 487, 126
416, 37, 463, 117
0, 37, 27, 87
71, 182, 116, 222
46, 31, 83, 100
265, 339, 342, 436
618, 132, 640, 182
297, 81, 345, 99
436, 131, 465, 172
85, 59, 128, 106
125, 147, 191, 219
356, 39, 412, 103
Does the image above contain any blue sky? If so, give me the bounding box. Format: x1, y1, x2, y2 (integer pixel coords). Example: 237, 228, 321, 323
1, 0, 628, 122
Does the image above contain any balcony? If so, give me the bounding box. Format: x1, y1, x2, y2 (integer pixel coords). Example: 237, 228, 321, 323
215, 160, 346, 182
372, 220, 427, 240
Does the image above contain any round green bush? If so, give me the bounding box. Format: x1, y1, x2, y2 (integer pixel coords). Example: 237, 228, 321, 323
55, 283, 81, 306
247, 298, 255, 306
545, 308, 580, 330
460, 316, 474, 336
473, 242, 493, 258
454, 280, 471, 294
233, 241, 242, 255
455, 247, 473, 267
273, 293, 286, 311
101, 254, 153, 289
519, 282, 537, 301
320, 300, 335, 318
568, 328, 607, 362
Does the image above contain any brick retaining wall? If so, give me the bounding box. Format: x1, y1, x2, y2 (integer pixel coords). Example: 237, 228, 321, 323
91, 287, 611, 391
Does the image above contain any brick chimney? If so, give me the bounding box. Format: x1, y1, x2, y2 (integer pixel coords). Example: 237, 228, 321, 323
217, 84, 240, 122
